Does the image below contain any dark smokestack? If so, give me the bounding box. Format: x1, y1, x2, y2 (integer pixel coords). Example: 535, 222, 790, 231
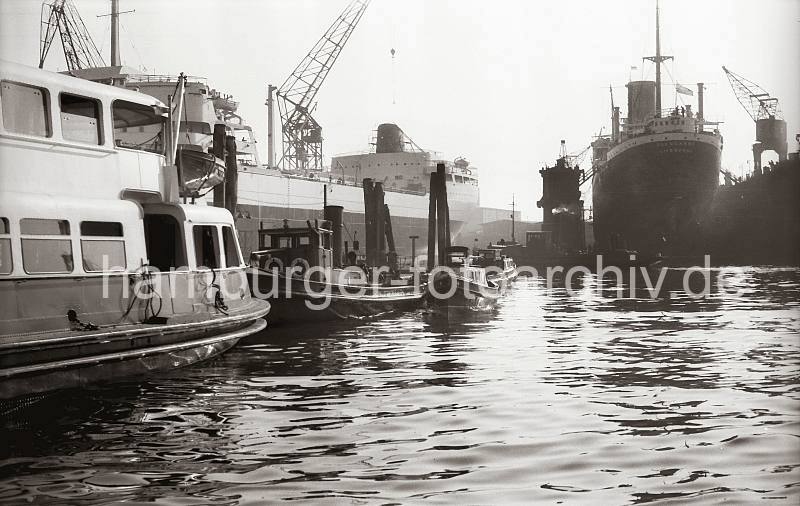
324, 205, 344, 268
697, 82, 704, 120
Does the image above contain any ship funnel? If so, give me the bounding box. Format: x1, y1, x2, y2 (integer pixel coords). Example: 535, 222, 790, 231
697, 82, 704, 120
626, 81, 656, 124
376, 123, 404, 153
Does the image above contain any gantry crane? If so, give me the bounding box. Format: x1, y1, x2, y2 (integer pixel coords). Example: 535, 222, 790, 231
39, 0, 105, 71
722, 65, 788, 167
275, 0, 370, 171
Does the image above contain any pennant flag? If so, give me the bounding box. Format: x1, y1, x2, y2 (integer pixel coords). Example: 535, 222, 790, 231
676, 83, 694, 96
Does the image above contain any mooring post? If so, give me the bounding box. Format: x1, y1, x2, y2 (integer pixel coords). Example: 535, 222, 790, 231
440, 164, 451, 249
212, 124, 227, 208
362, 178, 375, 266
224, 135, 238, 217
409, 235, 419, 272
374, 182, 386, 266
427, 172, 437, 270
436, 163, 448, 266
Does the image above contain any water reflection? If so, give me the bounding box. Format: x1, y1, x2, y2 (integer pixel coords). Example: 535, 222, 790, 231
0, 268, 797, 504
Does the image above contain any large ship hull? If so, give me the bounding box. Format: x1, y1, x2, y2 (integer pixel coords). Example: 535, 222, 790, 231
700, 157, 800, 265
228, 169, 474, 258
592, 133, 721, 257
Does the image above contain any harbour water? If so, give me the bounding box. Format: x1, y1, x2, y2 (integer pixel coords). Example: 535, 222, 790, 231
1, 267, 798, 504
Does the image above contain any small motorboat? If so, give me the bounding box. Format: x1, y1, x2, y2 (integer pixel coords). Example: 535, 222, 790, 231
249, 220, 426, 324
474, 248, 519, 291
428, 246, 501, 310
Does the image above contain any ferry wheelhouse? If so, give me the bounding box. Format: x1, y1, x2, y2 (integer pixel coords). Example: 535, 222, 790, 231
0, 60, 269, 400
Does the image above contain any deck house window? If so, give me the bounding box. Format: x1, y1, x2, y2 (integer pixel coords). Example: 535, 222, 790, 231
1, 81, 50, 137
222, 226, 241, 268
60, 93, 102, 145
20, 218, 73, 274
112, 100, 165, 154
193, 225, 220, 269
0, 218, 11, 275
80, 221, 125, 272
144, 214, 186, 271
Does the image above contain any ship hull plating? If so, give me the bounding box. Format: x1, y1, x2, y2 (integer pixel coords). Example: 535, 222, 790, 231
592, 136, 720, 257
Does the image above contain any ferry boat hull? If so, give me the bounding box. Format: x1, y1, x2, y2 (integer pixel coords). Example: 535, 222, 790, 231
0, 307, 267, 400
592, 136, 720, 257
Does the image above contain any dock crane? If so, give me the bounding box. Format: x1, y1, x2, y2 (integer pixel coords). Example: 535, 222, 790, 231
274, 0, 370, 171
39, 0, 105, 71
722, 65, 788, 168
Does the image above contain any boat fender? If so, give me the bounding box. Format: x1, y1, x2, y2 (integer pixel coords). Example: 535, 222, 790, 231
289, 258, 309, 277
265, 257, 283, 271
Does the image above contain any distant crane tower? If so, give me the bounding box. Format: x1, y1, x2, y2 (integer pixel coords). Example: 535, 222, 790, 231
275, 0, 370, 171
39, 0, 105, 71
722, 65, 788, 168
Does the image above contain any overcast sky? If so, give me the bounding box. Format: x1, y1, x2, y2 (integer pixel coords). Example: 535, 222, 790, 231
2, 0, 798, 220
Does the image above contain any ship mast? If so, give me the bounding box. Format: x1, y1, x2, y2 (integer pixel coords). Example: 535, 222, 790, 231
110, 0, 120, 66
644, 0, 672, 118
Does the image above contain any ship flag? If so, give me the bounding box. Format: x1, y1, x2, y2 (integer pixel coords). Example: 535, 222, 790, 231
676, 83, 694, 96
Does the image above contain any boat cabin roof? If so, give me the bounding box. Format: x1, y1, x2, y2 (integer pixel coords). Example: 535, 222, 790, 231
447, 246, 470, 256
0, 59, 166, 111
261, 225, 331, 237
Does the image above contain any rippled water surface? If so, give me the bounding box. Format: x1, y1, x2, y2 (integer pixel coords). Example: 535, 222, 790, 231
1, 267, 799, 504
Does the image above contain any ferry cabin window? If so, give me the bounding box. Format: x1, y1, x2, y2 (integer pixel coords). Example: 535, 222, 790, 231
144, 214, 186, 271
80, 221, 123, 237
222, 226, 241, 268
0, 218, 10, 275
80, 221, 125, 272
19, 218, 73, 274
193, 225, 220, 269
60, 93, 102, 145
0, 81, 50, 137
112, 100, 165, 154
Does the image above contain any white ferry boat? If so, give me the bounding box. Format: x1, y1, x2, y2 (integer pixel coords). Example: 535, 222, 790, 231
0, 60, 269, 400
